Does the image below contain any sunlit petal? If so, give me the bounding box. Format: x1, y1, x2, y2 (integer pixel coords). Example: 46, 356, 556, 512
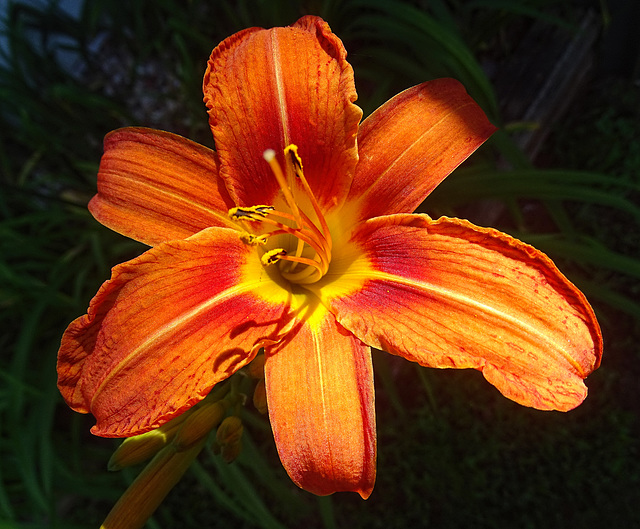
203, 16, 361, 212
314, 214, 602, 411
58, 227, 293, 436
346, 79, 496, 222
264, 305, 376, 498
89, 127, 235, 246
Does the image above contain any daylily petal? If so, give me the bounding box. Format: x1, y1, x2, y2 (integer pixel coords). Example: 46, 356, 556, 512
264, 305, 376, 499
346, 79, 496, 222
57, 227, 293, 437
203, 15, 361, 212
313, 214, 602, 412
89, 127, 235, 246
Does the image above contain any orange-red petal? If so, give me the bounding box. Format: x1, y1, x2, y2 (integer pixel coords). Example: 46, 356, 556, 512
203, 15, 361, 213
89, 127, 235, 246
57, 227, 293, 437
316, 214, 602, 412
264, 306, 376, 498
346, 79, 496, 222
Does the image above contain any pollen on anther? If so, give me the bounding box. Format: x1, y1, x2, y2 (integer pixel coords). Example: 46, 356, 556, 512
261, 248, 287, 266
229, 205, 274, 220
239, 233, 268, 246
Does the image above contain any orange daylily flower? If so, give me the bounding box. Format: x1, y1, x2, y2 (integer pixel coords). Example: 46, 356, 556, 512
58, 16, 602, 499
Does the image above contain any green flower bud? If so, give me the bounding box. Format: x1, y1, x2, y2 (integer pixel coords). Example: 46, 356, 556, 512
173, 401, 227, 451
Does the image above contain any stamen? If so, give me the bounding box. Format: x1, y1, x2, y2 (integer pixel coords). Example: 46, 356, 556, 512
284, 145, 333, 252
229, 205, 274, 221
261, 248, 288, 266
239, 233, 269, 246
282, 262, 323, 284
263, 149, 306, 269
230, 147, 334, 285
260, 207, 330, 260
249, 216, 329, 273
286, 144, 304, 178
260, 248, 324, 284
262, 150, 302, 225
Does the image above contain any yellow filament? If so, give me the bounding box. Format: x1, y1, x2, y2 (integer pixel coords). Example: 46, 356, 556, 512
230, 146, 334, 285
282, 261, 323, 284
263, 149, 306, 270
260, 248, 323, 283
247, 216, 329, 274
261, 208, 330, 260
285, 145, 333, 252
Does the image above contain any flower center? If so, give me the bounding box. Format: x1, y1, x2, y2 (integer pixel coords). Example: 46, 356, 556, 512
229, 145, 332, 285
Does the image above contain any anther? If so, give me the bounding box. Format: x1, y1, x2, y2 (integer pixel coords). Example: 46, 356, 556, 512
239, 233, 269, 246
228, 147, 334, 284
229, 205, 274, 221
285, 145, 304, 178
283, 144, 332, 253
261, 248, 287, 266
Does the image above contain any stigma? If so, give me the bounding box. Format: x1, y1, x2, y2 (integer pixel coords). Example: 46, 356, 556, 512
229, 145, 333, 285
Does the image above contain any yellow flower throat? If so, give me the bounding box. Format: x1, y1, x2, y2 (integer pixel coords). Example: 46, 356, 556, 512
229, 145, 333, 285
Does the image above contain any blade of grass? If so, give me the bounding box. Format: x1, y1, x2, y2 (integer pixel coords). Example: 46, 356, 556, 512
207, 447, 289, 529
521, 234, 640, 279
429, 168, 640, 224
317, 495, 338, 529
465, 0, 578, 29
346, 0, 498, 117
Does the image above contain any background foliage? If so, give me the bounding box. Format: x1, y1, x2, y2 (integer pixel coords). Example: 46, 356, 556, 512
1, 0, 638, 527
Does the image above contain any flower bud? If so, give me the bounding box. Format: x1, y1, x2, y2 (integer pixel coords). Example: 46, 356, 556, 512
221, 439, 242, 464
101, 440, 204, 529
108, 416, 184, 471
215, 416, 244, 464
173, 401, 227, 452
216, 416, 243, 446
252, 379, 268, 414
246, 353, 266, 379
